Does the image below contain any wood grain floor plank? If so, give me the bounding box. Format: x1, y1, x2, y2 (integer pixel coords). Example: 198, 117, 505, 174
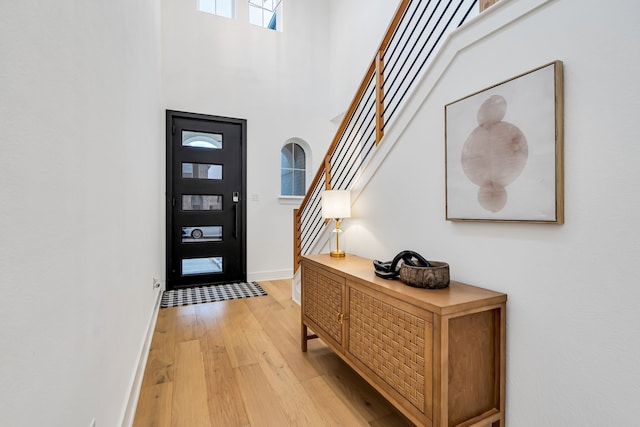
259, 279, 291, 302
140, 348, 174, 388
140, 306, 177, 389
174, 305, 198, 344
370, 412, 415, 427
203, 338, 250, 426
302, 375, 371, 427
316, 350, 397, 422
235, 363, 290, 427
247, 291, 324, 382
151, 306, 177, 351
243, 328, 331, 426
133, 382, 173, 427
222, 298, 263, 331
220, 304, 259, 369
193, 301, 225, 340
171, 340, 211, 427
195, 303, 250, 426
243, 283, 329, 383
133, 279, 416, 427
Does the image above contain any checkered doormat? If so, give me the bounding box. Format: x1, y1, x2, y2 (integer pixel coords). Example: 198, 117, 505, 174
161, 281, 267, 308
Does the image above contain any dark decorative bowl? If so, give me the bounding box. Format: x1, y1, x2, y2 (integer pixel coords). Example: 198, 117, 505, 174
399, 261, 450, 289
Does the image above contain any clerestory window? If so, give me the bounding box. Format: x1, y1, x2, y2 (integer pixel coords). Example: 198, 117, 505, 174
249, 0, 283, 31
198, 0, 235, 19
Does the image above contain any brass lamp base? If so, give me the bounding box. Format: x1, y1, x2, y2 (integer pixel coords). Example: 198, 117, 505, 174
329, 218, 345, 258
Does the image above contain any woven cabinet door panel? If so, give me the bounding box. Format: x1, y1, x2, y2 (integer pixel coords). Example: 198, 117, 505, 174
302, 265, 345, 347
347, 286, 431, 416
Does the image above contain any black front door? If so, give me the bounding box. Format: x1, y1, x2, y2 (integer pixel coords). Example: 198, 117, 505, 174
166, 111, 246, 289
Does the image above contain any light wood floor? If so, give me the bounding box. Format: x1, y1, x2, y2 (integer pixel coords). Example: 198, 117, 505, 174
133, 279, 415, 427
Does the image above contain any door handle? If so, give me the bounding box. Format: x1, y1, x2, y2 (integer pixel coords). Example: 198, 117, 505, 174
233, 204, 238, 238
233, 192, 239, 238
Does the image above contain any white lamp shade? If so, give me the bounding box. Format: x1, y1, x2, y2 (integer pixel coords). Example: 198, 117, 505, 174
322, 190, 351, 219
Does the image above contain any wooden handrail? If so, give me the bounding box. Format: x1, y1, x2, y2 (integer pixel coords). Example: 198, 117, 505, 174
375, 49, 385, 145
296, 60, 375, 215
379, 0, 412, 52
294, 0, 413, 271
296, 0, 412, 216
295, 0, 480, 272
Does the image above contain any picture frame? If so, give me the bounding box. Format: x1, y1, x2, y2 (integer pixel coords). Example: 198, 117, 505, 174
445, 60, 564, 223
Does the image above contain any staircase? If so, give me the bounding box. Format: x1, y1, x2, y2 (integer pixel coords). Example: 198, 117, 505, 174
293, 0, 481, 296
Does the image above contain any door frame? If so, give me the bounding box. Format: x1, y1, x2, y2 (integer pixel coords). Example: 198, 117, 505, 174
165, 110, 247, 289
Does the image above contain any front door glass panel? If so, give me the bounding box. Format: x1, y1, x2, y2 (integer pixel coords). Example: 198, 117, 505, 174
182, 131, 223, 149
182, 162, 222, 180
182, 195, 222, 211
182, 226, 222, 243
182, 257, 223, 275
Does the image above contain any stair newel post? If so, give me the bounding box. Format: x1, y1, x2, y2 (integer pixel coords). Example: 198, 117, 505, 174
293, 208, 301, 270
324, 156, 332, 191
324, 158, 332, 226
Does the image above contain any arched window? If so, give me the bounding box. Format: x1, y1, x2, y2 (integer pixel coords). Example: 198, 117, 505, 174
281, 141, 306, 196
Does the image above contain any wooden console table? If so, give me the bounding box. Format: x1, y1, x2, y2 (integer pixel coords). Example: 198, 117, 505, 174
300, 254, 507, 427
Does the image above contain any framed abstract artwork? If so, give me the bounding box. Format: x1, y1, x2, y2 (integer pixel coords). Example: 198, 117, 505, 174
445, 60, 564, 223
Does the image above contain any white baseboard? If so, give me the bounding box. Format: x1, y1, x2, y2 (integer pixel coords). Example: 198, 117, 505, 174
247, 268, 293, 283
119, 287, 162, 427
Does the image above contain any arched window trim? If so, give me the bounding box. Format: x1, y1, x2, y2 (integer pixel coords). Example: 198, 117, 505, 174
279, 137, 312, 205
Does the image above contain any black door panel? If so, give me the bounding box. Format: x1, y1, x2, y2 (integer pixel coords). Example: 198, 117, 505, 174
166, 111, 246, 289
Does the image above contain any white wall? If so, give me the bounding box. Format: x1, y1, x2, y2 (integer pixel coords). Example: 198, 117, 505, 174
344, 0, 640, 425
161, 0, 336, 281
0, 1, 164, 426
327, 0, 401, 118
159, 0, 402, 281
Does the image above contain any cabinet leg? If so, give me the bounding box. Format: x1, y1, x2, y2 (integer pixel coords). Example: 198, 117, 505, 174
301, 323, 308, 352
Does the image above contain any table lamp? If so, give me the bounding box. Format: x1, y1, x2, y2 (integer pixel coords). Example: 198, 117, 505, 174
322, 190, 351, 257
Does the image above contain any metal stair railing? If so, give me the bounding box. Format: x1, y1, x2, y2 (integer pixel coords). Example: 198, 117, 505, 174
294, 0, 478, 271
